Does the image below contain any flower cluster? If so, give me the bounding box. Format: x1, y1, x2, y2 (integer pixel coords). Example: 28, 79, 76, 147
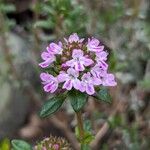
39, 33, 117, 95
34, 135, 71, 150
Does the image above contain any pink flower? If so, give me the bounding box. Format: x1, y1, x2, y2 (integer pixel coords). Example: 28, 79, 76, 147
102, 74, 117, 86
87, 38, 104, 52
39, 52, 56, 68
58, 68, 81, 90
39, 42, 63, 68
66, 49, 94, 71
91, 65, 107, 78
53, 144, 59, 150
96, 51, 108, 61
47, 42, 63, 55
64, 33, 84, 43
80, 73, 101, 95
96, 51, 108, 70
40, 73, 58, 93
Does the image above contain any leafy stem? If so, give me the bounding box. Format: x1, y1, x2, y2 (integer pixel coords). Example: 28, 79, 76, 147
76, 110, 85, 145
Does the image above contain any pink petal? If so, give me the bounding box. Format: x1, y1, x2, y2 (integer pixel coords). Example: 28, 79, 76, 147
78, 82, 86, 92
50, 83, 58, 93
41, 52, 53, 60
96, 51, 108, 61
48, 42, 63, 54
83, 58, 94, 66
63, 80, 73, 90
39, 59, 54, 68
40, 73, 54, 81
73, 79, 81, 90
67, 68, 79, 78
57, 72, 68, 82
97, 61, 108, 70
102, 74, 117, 86
75, 62, 85, 71
90, 38, 100, 46
86, 84, 95, 95
43, 83, 53, 92
81, 72, 91, 81
92, 77, 102, 85
68, 33, 79, 43
65, 59, 75, 67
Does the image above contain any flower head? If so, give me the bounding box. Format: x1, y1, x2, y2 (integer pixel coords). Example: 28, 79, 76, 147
39, 33, 117, 95
34, 135, 72, 150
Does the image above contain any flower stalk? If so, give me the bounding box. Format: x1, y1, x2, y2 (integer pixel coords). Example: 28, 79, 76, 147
76, 111, 84, 144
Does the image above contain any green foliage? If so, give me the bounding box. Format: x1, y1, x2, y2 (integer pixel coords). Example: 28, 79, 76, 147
108, 114, 123, 129
81, 144, 91, 150
68, 90, 87, 112
39, 94, 66, 118
33, 0, 87, 40
11, 140, 32, 150
0, 1, 16, 32
95, 87, 112, 103
138, 76, 150, 90
0, 138, 10, 150
75, 120, 94, 145
0, 3, 15, 13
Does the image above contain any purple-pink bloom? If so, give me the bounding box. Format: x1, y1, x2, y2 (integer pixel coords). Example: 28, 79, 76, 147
102, 73, 117, 86
96, 51, 108, 61
40, 73, 58, 93
58, 68, 81, 90
47, 42, 63, 55
95, 51, 108, 70
64, 33, 84, 43
87, 38, 104, 52
39, 42, 63, 68
39, 33, 117, 96
91, 65, 107, 78
53, 144, 59, 150
80, 72, 101, 95
39, 52, 55, 68
66, 49, 94, 71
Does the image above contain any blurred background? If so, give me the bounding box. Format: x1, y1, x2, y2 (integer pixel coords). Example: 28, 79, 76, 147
0, 0, 150, 149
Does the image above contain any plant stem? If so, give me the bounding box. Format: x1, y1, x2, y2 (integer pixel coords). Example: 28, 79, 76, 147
76, 111, 84, 143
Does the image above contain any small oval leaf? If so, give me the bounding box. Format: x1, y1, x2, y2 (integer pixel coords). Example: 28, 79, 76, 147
95, 87, 112, 103
39, 95, 65, 118
11, 140, 32, 150
68, 90, 87, 112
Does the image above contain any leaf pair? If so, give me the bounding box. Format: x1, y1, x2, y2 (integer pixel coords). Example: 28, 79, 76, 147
39, 87, 112, 118
40, 90, 88, 118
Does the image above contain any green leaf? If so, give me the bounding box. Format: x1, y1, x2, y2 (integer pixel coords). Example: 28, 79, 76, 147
39, 95, 65, 118
0, 138, 10, 150
83, 132, 94, 144
95, 87, 112, 103
0, 4, 15, 13
81, 144, 91, 150
75, 126, 94, 144
11, 140, 32, 150
84, 120, 92, 132
68, 90, 87, 112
